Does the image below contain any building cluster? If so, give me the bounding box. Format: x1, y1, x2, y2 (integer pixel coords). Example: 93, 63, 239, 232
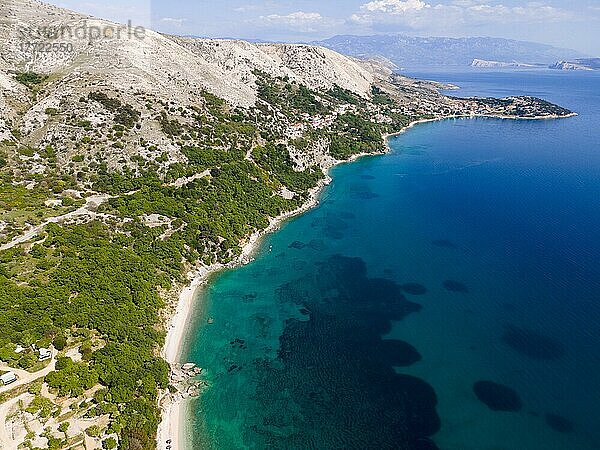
0, 346, 53, 387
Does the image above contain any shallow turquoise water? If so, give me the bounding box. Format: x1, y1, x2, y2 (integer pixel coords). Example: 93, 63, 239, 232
184, 71, 600, 449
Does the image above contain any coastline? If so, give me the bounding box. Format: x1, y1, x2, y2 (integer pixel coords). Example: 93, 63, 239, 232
155, 110, 576, 450
156, 172, 338, 450
383, 112, 578, 142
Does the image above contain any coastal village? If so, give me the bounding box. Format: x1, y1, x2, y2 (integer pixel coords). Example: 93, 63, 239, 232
283, 75, 573, 140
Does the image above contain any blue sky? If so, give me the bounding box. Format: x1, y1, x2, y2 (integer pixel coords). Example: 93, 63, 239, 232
48, 0, 600, 54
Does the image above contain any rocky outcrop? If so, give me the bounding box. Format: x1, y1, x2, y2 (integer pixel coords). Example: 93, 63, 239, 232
549, 59, 600, 71
471, 59, 540, 68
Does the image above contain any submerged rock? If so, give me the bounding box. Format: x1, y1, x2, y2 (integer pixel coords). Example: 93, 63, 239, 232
502, 325, 565, 360
545, 413, 574, 433
288, 241, 306, 249
379, 339, 422, 366
473, 380, 523, 412
443, 280, 469, 293
308, 239, 326, 251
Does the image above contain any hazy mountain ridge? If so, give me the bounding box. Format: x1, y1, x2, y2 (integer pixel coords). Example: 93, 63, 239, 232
313, 34, 587, 68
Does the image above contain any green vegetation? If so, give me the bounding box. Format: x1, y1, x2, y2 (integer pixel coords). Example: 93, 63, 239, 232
252, 143, 323, 192
327, 85, 360, 105
46, 357, 99, 397
371, 86, 394, 106
15, 72, 48, 88
103, 437, 118, 449
89, 92, 141, 128
255, 71, 326, 116
26, 395, 57, 418
0, 220, 171, 447
328, 113, 386, 159
0, 183, 49, 211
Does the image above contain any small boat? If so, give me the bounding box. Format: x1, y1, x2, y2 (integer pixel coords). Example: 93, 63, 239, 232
207, 318, 214, 324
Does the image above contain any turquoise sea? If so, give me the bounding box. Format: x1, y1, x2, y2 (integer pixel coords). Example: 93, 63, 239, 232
183, 70, 600, 449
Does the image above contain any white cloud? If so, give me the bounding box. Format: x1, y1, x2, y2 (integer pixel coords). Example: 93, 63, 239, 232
261, 11, 324, 25
361, 0, 430, 14
259, 11, 328, 32
351, 1, 574, 31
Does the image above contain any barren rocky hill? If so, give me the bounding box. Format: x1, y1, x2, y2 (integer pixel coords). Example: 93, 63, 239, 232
1, 0, 376, 107
0, 0, 393, 180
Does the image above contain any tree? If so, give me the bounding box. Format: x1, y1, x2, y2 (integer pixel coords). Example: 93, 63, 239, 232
103, 437, 117, 450
53, 335, 67, 351
86, 425, 101, 437
58, 421, 69, 438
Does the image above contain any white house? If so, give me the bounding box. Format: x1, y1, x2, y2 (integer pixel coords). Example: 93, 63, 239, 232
38, 348, 52, 361
0, 372, 17, 385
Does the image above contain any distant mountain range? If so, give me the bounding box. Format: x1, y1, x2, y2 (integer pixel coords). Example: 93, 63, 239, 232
312, 35, 588, 69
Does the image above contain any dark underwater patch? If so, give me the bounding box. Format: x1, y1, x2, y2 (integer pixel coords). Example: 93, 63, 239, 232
443, 280, 469, 293
288, 240, 306, 249
360, 174, 376, 180
230, 338, 247, 349
308, 239, 326, 251
502, 325, 565, 360
432, 239, 458, 249
401, 283, 428, 296
240, 254, 436, 449
379, 339, 422, 366
324, 228, 345, 240
249, 313, 273, 338
349, 183, 379, 200
350, 190, 380, 199
412, 437, 440, 450
545, 413, 574, 433
473, 380, 522, 412
311, 214, 349, 240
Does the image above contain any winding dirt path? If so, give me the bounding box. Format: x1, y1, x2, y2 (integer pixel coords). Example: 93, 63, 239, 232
0, 195, 112, 251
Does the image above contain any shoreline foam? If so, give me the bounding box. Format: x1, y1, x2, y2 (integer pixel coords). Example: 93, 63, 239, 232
155, 110, 576, 450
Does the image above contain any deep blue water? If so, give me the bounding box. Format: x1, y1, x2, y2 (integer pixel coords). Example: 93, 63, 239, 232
184, 70, 600, 449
